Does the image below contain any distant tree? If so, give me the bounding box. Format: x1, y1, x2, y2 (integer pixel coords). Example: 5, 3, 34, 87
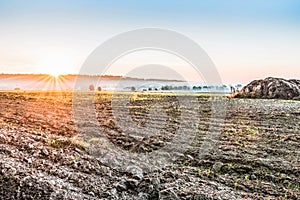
230, 86, 236, 93
89, 84, 95, 91
14, 87, 20, 91
161, 85, 170, 90
97, 86, 102, 91
148, 87, 152, 91
131, 86, 136, 92
183, 86, 189, 90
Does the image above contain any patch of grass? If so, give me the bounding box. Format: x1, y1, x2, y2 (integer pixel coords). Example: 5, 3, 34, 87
48, 136, 89, 150
198, 168, 212, 177
50, 139, 61, 148
74, 156, 81, 162
246, 127, 259, 135
205, 168, 211, 177
234, 179, 239, 190
280, 99, 299, 103
87, 137, 104, 144
183, 160, 190, 166
244, 175, 249, 181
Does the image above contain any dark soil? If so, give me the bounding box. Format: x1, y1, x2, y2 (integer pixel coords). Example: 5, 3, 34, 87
0, 91, 299, 200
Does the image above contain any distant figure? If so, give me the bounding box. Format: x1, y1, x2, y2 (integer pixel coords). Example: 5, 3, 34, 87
230, 86, 236, 94
228, 86, 239, 99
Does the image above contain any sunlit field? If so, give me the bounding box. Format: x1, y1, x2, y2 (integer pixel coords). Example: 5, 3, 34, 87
0, 90, 299, 199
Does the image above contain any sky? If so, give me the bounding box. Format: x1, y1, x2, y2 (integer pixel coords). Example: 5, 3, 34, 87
0, 0, 300, 84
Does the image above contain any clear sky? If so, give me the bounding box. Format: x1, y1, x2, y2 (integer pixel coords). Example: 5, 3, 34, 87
0, 0, 299, 83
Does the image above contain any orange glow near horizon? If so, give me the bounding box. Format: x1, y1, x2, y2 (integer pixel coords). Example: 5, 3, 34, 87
16, 74, 72, 91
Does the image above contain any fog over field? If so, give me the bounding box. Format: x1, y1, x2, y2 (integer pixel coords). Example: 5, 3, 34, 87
0, 74, 240, 92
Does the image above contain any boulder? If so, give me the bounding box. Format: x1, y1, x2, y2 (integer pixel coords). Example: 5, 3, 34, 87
232, 77, 300, 100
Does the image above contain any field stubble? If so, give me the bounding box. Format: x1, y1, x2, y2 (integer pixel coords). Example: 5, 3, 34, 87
0, 91, 299, 199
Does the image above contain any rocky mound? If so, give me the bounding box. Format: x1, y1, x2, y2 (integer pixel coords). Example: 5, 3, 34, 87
232, 77, 300, 100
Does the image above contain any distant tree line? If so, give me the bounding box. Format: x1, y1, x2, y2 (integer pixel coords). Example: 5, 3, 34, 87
87, 83, 232, 92
161, 85, 228, 91
161, 85, 190, 90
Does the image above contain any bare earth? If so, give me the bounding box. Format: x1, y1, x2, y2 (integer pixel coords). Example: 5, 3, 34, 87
0, 91, 299, 200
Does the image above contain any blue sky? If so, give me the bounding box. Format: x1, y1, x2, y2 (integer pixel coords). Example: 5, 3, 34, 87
0, 0, 299, 83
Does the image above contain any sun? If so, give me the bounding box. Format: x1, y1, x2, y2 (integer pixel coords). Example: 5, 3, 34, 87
37, 54, 73, 77
48, 70, 62, 78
